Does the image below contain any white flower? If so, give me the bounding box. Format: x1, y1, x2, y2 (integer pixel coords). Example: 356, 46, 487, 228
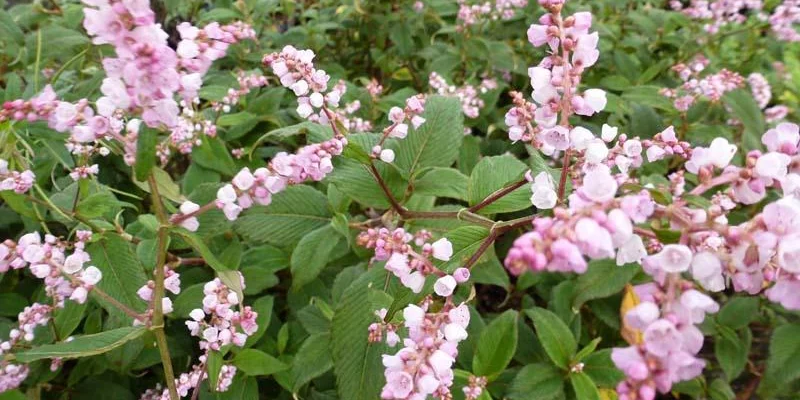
583, 89, 607, 113
309, 92, 324, 108
601, 124, 618, 142
431, 238, 453, 261
708, 137, 737, 169
569, 126, 594, 150
653, 244, 693, 273
216, 184, 238, 204
379, 149, 395, 163
691, 251, 725, 292
581, 166, 618, 202
189, 309, 205, 321
400, 271, 425, 293
434, 275, 457, 297
232, 168, 255, 191
444, 323, 468, 342
585, 139, 609, 164
616, 235, 647, 266
403, 304, 425, 328
755, 152, 791, 180
81, 266, 103, 285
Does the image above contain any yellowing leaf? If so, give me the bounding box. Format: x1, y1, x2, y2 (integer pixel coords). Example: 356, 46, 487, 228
620, 284, 643, 345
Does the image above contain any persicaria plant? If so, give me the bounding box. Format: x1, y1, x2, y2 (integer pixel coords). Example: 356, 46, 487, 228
1, 0, 799, 399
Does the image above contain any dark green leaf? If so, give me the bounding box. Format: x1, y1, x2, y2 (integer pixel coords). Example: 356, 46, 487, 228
473, 310, 518, 378
526, 307, 577, 369
15, 327, 146, 362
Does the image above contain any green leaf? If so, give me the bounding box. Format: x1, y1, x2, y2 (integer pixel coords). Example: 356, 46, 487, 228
473, 310, 519, 378
715, 326, 750, 382
54, 300, 87, 338
758, 323, 800, 397
213, 375, 258, 400
86, 234, 148, 320
414, 167, 469, 200
434, 226, 490, 273
172, 283, 205, 319
708, 378, 735, 400
291, 333, 333, 391
467, 155, 529, 214
133, 167, 184, 203
172, 229, 233, 272
235, 185, 331, 246
134, 127, 158, 181
526, 307, 577, 369
716, 297, 758, 330
331, 270, 389, 400
0, 293, 27, 317
572, 260, 639, 308
583, 349, 624, 388
328, 134, 407, 208
395, 96, 464, 178
575, 338, 602, 362
207, 349, 223, 391
290, 224, 344, 289
233, 349, 289, 376
507, 363, 565, 400
245, 296, 275, 348
570, 373, 600, 400
722, 89, 766, 152
76, 191, 119, 219
15, 326, 146, 362
192, 137, 238, 176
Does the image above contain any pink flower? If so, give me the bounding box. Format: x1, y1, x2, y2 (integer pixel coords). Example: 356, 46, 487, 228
431, 238, 453, 261
434, 275, 457, 297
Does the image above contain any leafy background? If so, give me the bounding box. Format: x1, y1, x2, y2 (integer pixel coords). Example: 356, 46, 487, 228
0, 0, 799, 399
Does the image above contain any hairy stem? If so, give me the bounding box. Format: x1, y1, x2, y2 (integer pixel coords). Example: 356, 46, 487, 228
147, 174, 179, 400
468, 178, 527, 213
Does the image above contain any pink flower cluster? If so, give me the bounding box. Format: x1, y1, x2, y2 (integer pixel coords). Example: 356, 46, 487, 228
176, 21, 256, 89
0, 159, 35, 194
158, 101, 218, 163
139, 354, 238, 399
612, 278, 719, 399
372, 95, 426, 164
211, 71, 269, 113
311, 81, 373, 133
456, 0, 529, 30
661, 56, 744, 111
212, 134, 346, 221
263, 46, 339, 121
185, 278, 258, 351
380, 300, 471, 399
671, 0, 762, 34
0, 231, 100, 393
508, 170, 654, 274
358, 228, 470, 296
135, 266, 181, 325
0, 84, 58, 123
512, 4, 607, 155
429, 72, 496, 119
769, 0, 800, 42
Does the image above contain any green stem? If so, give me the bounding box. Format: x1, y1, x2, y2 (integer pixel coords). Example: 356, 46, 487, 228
147, 174, 179, 400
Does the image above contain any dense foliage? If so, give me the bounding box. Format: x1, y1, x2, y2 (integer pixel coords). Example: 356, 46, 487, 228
1, 0, 800, 399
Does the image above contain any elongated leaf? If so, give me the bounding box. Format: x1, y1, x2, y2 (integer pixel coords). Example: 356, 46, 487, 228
134, 127, 158, 181
570, 373, 600, 400
394, 96, 464, 178
573, 260, 639, 308
16, 327, 146, 362
291, 333, 333, 391
526, 307, 577, 369
507, 363, 564, 400
235, 185, 331, 246
207, 349, 223, 391
414, 167, 469, 200
467, 155, 530, 214
233, 349, 289, 376
473, 310, 518, 378
290, 224, 343, 289
331, 270, 389, 400
86, 234, 148, 320
722, 89, 765, 151
192, 137, 238, 176
758, 323, 800, 397
715, 327, 750, 382
582, 349, 624, 388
